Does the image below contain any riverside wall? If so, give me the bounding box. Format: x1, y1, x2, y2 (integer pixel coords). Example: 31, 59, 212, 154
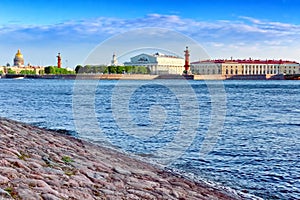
0, 118, 258, 200
2, 73, 290, 80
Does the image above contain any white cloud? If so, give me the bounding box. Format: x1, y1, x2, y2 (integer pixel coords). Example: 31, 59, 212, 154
1, 14, 300, 67
2, 14, 300, 43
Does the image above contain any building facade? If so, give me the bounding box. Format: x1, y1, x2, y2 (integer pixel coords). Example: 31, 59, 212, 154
124, 53, 185, 75
0, 49, 44, 75
190, 59, 300, 75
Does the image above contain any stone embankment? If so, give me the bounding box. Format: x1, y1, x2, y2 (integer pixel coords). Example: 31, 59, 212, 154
0, 118, 253, 199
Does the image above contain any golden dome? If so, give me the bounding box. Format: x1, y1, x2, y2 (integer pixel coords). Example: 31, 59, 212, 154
13, 49, 24, 66
15, 49, 23, 58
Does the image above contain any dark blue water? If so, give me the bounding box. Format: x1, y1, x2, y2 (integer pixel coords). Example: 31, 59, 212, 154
0, 79, 299, 199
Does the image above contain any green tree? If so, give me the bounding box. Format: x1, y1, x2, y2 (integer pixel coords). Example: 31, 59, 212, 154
7, 68, 16, 74
44, 66, 74, 75
75, 65, 83, 74
107, 66, 116, 74
44, 66, 55, 74
84, 65, 92, 73
125, 66, 132, 73
104, 67, 109, 74
20, 70, 36, 75
116, 66, 125, 74
137, 66, 147, 74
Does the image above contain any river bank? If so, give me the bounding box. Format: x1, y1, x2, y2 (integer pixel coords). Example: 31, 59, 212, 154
3, 73, 299, 80
0, 118, 258, 199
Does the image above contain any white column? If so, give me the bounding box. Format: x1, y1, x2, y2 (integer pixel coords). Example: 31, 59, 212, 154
270, 65, 274, 74
258, 65, 260, 74
270, 65, 273, 74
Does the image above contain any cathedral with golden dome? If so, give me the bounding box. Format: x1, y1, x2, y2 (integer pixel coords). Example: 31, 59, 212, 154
13, 49, 24, 67
0, 49, 45, 75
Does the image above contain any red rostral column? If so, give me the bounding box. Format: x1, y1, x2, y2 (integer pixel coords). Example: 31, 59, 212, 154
57, 53, 62, 68
184, 46, 190, 74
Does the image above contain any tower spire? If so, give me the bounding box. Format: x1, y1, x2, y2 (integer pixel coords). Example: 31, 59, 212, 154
111, 52, 118, 66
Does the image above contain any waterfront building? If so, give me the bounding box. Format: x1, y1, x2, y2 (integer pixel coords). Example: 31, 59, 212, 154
124, 52, 185, 75
190, 59, 300, 75
0, 65, 44, 75
13, 49, 24, 67
0, 49, 45, 75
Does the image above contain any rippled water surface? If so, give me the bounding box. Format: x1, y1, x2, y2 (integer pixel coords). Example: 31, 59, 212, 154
0, 79, 299, 199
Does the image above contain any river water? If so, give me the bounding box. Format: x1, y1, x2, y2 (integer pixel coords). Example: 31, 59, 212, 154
0, 79, 299, 199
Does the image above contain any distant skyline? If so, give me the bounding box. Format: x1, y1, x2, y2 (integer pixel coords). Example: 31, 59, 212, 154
1, 0, 300, 68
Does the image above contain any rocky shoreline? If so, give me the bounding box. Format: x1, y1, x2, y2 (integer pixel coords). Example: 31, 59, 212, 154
0, 118, 257, 200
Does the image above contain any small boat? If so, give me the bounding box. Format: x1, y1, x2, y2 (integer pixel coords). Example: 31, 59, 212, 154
13, 76, 24, 79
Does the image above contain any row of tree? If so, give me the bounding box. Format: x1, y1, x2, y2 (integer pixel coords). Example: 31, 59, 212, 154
75, 65, 150, 74
44, 66, 75, 75
20, 70, 37, 75
0, 67, 74, 75
1, 65, 150, 75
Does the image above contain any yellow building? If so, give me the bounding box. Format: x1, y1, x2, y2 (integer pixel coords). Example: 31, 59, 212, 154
191, 59, 300, 75
0, 66, 44, 75
0, 49, 44, 75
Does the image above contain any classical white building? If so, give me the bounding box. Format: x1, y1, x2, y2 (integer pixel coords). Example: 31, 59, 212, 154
124, 53, 185, 75
191, 59, 300, 75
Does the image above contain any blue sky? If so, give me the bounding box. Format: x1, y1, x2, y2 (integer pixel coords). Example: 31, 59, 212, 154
1, 0, 300, 68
